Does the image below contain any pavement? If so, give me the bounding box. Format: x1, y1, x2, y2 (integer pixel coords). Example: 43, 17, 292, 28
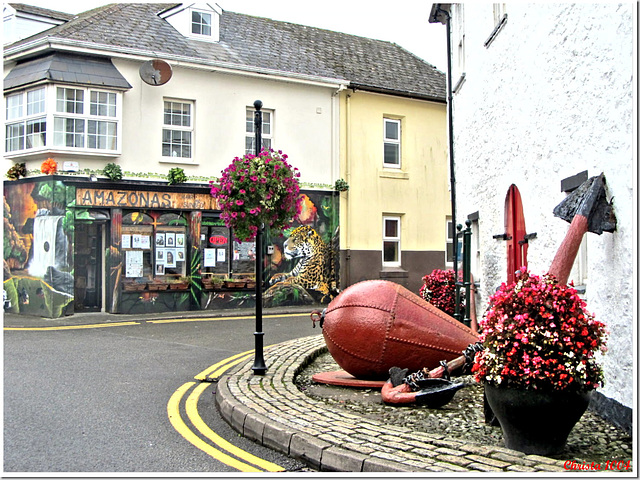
5, 307, 570, 473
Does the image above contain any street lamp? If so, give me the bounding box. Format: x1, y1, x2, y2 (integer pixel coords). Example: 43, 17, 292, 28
252, 99, 267, 375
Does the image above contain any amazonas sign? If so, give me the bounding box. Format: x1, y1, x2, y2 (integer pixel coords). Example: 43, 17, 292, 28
76, 188, 219, 210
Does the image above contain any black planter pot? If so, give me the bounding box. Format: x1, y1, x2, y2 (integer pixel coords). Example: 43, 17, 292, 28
484, 384, 592, 456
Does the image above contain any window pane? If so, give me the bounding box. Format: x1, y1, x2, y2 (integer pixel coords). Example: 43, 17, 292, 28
164, 101, 191, 127
57, 88, 84, 114
27, 88, 45, 116
385, 219, 398, 237
385, 120, 399, 140
162, 129, 192, 158
246, 110, 254, 133
384, 144, 399, 165
90, 91, 116, 117
54, 117, 84, 147
6, 94, 23, 120
383, 241, 398, 263
26, 118, 46, 148
5, 123, 24, 151
192, 11, 211, 36
88, 120, 117, 149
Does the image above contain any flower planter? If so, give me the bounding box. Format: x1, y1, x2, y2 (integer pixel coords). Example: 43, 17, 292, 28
245, 281, 256, 289
224, 281, 246, 289
123, 283, 146, 292
484, 384, 591, 455
148, 283, 169, 291
169, 283, 189, 290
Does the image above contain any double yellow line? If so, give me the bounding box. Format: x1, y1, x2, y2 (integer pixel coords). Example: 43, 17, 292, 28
167, 349, 285, 473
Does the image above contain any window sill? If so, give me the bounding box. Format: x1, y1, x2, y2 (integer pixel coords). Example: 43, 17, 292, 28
484, 14, 508, 48
378, 169, 409, 180
4, 148, 120, 160
379, 267, 408, 279
159, 158, 199, 166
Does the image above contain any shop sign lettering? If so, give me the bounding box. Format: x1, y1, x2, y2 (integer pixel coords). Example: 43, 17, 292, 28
76, 188, 219, 210
209, 235, 228, 245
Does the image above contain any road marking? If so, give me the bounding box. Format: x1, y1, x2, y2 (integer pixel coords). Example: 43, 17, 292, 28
185, 382, 285, 472
167, 382, 263, 473
149, 313, 308, 324
5, 313, 309, 331
3, 322, 140, 331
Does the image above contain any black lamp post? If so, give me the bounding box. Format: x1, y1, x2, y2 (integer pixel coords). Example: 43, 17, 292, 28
252, 99, 267, 375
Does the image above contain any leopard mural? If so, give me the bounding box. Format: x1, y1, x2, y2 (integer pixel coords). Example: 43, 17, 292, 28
267, 225, 338, 303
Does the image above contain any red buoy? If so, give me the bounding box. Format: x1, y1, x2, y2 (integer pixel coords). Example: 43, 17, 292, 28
320, 280, 478, 379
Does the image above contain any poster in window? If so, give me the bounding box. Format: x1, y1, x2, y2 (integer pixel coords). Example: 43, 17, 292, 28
139, 235, 151, 249
165, 249, 176, 268
166, 233, 176, 247
125, 250, 144, 277
122, 234, 131, 249
176, 233, 185, 247
132, 234, 143, 249
177, 250, 185, 261
156, 264, 165, 275
156, 233, 165, 247
156, 248, 165, 263
204, 248, 216, 267
217, 248, 226, 263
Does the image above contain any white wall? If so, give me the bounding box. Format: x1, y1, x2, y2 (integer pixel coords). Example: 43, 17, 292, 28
451, 3, 634, 408
115, 59, 339, 186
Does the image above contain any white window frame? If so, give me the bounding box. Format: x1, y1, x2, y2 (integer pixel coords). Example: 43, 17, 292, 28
245, 107, 273, 155
5, 84, 122, 156
383, 118, 401, 168
191, 10, 212, 37
162, 99, 194, 161
446, 217, 461, 266
382, 215, 402, 267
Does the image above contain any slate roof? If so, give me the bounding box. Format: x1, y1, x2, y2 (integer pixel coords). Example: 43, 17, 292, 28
5, 3, 446, 102
4, 52, 132, 90
8, 3, 75, 22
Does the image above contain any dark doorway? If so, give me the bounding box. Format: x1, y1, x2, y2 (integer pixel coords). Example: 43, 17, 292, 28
74, 222, 103, 312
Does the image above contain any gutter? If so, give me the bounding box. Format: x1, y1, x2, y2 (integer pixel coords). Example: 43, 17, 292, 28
350, 83, 446, 104
3, 37, 350, 90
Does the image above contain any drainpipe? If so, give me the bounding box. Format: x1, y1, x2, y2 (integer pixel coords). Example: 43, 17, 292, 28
429, 4, 457, 285
344, 90, 352, 287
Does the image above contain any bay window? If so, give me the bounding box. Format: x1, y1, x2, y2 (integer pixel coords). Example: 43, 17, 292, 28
5, 85, 121, 154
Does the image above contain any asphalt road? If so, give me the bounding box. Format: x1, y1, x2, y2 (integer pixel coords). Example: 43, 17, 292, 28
4, 312, 316, 473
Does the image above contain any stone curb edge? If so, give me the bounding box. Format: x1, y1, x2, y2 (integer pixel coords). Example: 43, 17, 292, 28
214, 350, 421, 473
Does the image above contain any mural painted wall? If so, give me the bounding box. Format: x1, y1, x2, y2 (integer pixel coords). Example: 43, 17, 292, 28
4, 179, 74, 317
4, 179, 339, 317
201, 189, 340, 310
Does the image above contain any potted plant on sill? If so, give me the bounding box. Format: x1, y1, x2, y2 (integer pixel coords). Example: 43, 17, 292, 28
472, 268, 608, 455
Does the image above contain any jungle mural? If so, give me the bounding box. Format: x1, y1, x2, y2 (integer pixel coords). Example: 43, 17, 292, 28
201, 190, 340, 309
4, 179, 75, 317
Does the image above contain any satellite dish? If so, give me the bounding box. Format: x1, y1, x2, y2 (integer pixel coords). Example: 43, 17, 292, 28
139, 59, 172, 86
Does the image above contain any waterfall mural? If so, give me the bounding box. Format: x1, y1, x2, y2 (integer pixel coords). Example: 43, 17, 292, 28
4, 179, 74, 317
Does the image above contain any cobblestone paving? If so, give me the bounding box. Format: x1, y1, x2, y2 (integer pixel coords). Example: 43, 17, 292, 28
216, 335, 632, 473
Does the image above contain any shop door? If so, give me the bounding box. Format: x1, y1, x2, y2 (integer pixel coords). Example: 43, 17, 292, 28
74, 222, 103, 312
504, 184, 528, 285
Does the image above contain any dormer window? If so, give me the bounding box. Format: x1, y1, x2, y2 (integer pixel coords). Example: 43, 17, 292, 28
191, 10, 211, 37
160, 3, 221, 42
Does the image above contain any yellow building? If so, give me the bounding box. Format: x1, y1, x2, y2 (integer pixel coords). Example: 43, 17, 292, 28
339, 89, 449, 293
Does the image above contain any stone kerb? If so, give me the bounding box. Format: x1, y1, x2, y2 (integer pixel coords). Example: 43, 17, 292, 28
215, 334, 569, 473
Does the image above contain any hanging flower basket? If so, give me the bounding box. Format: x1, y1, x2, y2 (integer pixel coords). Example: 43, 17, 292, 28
210, 149, 301, 242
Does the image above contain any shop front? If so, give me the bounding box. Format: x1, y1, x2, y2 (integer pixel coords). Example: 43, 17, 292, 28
4, 176, 339, 317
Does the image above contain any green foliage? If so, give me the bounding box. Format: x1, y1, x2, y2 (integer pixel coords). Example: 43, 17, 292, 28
103, 163, 123, 181
334, 178, 349, 192
168, 167, 188, 185
6, 163, 27, 180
